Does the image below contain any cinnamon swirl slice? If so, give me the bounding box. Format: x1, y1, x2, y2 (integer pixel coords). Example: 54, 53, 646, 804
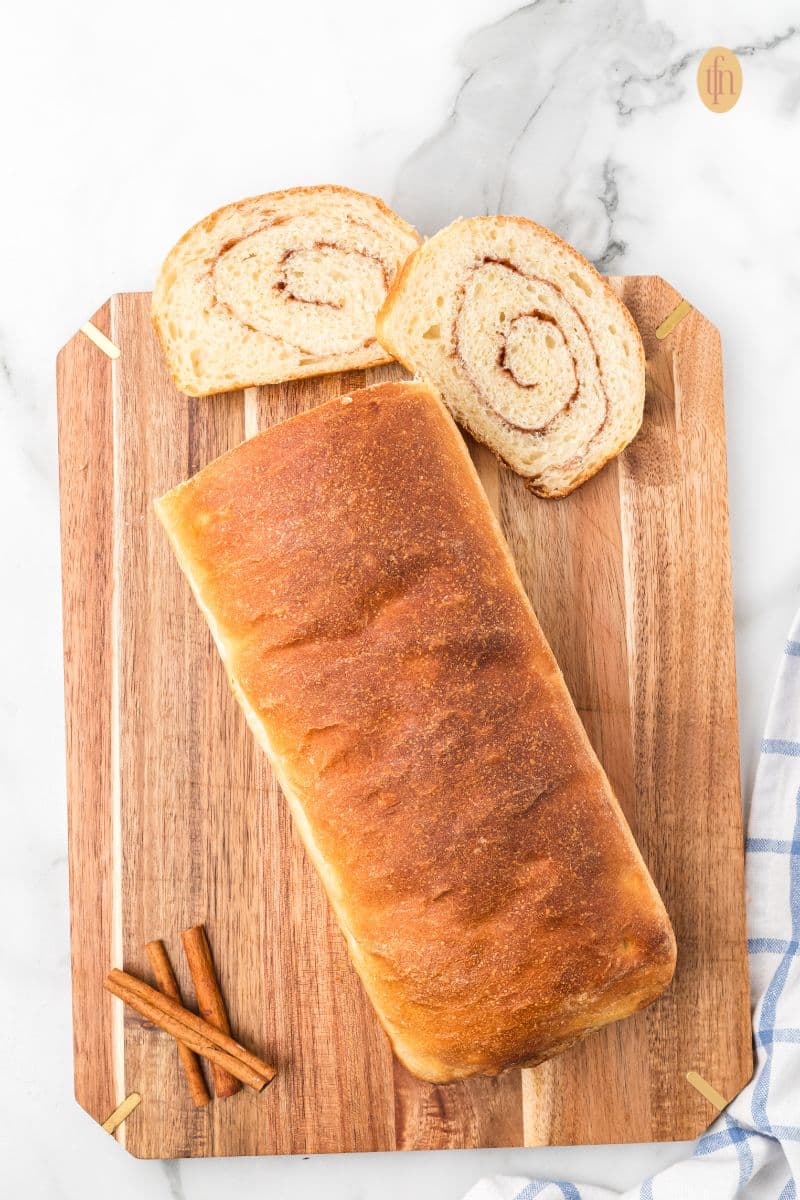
152, 186, 421, 397
376, 216, 645, 497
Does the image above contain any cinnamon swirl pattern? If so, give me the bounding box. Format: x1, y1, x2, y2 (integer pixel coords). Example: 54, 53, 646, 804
153, 186, 421, 397
377, 216, 645, 497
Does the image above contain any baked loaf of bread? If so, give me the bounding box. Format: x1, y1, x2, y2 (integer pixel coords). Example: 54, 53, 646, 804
152, 186, 420, 396
156, 380, 675, 1082
376, 216, 645, 497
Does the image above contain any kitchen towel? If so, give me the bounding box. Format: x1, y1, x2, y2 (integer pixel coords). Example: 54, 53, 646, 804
465, 612, 800, 1200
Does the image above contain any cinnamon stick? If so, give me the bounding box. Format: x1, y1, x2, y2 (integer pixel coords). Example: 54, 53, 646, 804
181, 924, 241, 1098
103, 968, 276, 1091
145, 940, 211, 1108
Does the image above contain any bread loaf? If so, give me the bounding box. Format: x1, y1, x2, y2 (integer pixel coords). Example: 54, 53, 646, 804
155, 380, 675, 1082
152, 186, 420, 396
376, 216, 645, 497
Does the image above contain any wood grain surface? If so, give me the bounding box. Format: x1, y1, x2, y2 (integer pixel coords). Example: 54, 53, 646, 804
57, 280, 752, 1158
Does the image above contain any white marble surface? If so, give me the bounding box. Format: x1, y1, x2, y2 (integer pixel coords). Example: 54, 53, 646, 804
2, 0, 799, 1195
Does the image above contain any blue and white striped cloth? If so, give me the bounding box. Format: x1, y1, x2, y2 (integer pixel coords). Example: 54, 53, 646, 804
466, 615, 800, 1200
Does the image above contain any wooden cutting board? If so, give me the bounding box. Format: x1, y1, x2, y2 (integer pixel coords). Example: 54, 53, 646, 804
57, 280, 752, 1159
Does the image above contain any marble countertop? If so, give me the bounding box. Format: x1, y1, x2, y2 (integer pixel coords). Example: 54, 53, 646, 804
2, 0, 799, 1195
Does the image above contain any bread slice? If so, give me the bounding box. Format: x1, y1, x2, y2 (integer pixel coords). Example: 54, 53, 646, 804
376, 216, 645, 498
152, 186, 421, 397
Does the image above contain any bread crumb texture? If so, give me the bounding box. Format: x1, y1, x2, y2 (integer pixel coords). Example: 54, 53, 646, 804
376, 215, 645, 497
152, 186, 421, 396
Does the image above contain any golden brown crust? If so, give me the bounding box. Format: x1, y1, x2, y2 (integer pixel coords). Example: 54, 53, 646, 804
376, 216, 645, 499
156, 380, 676, 1081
